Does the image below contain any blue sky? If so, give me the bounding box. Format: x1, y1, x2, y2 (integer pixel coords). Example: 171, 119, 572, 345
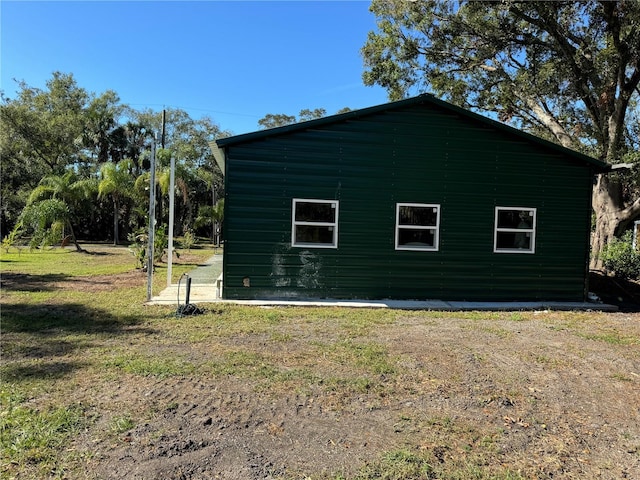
1, 0, 390, 135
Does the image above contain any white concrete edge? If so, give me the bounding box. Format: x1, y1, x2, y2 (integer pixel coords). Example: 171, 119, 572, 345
146, 296, 618, 312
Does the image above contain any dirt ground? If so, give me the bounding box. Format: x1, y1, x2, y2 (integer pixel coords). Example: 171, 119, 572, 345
3, 266, 640, 479
78, 315, 640, 480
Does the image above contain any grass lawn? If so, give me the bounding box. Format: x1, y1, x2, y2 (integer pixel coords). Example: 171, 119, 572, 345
1, 244, 639, 479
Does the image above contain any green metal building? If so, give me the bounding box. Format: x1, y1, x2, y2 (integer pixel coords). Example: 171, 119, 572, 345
214, 95, 609, 301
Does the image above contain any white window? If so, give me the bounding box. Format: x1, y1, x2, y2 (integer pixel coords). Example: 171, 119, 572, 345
292, 199, 339, 248
494, 207, 536, 254
395, 203, 440, 251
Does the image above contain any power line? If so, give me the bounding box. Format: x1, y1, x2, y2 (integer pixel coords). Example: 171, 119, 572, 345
127, 103, 261, 118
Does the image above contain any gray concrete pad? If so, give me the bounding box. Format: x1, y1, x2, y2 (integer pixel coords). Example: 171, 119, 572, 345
148, 253, 616, 311
149, 288, 617, 311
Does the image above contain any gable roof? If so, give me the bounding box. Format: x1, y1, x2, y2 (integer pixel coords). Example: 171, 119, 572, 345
216, 94, 610, 172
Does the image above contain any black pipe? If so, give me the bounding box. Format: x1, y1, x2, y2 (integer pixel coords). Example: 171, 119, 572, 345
185, 276, 192, 306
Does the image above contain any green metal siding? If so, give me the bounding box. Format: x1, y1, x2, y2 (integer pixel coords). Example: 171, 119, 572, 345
222, 102, 595, 301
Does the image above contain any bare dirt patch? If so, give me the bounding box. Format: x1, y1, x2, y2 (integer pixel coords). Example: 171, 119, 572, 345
1, 270, 147, 293
65, 310, 640, 480
1, 248, 209, 294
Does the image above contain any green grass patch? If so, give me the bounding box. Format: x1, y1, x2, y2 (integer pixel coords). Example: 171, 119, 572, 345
322, 340, 396, 376
354, 449, 434, 479
577, 330, 639, 345
104, 353, 196, 378
352, 447, 526, 480
205, 350, 317, 387
0, 247, 134, 276
0, 389, 87, 476
109, 414, 136, 434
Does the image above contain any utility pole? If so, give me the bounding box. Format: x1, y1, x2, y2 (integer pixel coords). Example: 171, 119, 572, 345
146, 138, 157, 302
155, 109, 166, 227
161, 109, 166, 149
167, 153, 176, 287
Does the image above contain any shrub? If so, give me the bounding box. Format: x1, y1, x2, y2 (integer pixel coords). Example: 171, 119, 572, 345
127, 230, 147, 269
1, 223, 23, 253
601, 231, 640, 280
181, 229, 196, 251
127, 225, 178, 269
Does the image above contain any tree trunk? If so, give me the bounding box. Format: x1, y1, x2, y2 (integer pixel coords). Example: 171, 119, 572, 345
212, 183, 216, 244
591, 174, 640, 270
66, 220, 84, 253
113, 197, 119, 246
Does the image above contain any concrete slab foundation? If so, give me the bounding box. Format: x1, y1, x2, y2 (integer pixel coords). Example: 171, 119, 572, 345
147, 254, 617, 311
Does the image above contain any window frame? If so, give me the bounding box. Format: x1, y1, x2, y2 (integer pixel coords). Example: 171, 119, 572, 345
395, 203, 441, 252
493, 206, 537, 254
291, 198, 339, 249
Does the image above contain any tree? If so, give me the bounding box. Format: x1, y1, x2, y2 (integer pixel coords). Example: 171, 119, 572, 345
98, 160, 135, 245
362, 0, 640, 269
24, 171, 95, 251
258, 113, 297, 129
20, 198, 70, 250
194, 200, 224, 245
258, 107, 352, 129
0, 72, 89, 174
0, 72, 131, 238
132, 108, 228, 234
82, 90, 126, 166
195, 166, 223, 240
258, 108, 356, 129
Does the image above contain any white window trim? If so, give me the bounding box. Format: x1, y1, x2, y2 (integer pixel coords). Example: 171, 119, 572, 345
291, 198, 339, 249
494, 206, 537, 254
395, 203, 441, 251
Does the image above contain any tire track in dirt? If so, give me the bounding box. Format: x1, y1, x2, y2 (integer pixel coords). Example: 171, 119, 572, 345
91, 375, 393, 479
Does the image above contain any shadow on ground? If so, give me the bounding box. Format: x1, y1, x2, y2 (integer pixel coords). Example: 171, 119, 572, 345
1, 301, 157, 382
590, 271, 640, 312
0, 301, 150, 333
1, 360, 90, 382
0, 272, 69, 292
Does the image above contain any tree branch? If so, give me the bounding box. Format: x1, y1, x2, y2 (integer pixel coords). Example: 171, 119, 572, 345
617, 196, 640, 232
518, 95, 576, 148
508, 3, 604, 136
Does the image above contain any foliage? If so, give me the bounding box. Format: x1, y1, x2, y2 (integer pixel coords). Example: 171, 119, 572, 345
601, 230, 640, 280
19, 199, 69, 250
21, 171, 95, 252
127, 230, 148, 269
127, 224, 178, 269
1, 222, 23, 253
362, 1, 639, 153
0, 72, 89, 175
258, 107, 351, 129
0, 389, 86, 475
0, 73, 230, 244
181, 229, 196, 251
194, 199, 224, 244
153, 225, 170, 263
194, 200, 224, 228
257, 113, 298, 129
98, 160, 135, 245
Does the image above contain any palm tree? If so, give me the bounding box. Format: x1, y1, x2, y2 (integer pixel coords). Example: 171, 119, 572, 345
25, 171, 95, 251
194, 199, 224, 245
196, 167, 223, 243
98, 160, 134, 245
